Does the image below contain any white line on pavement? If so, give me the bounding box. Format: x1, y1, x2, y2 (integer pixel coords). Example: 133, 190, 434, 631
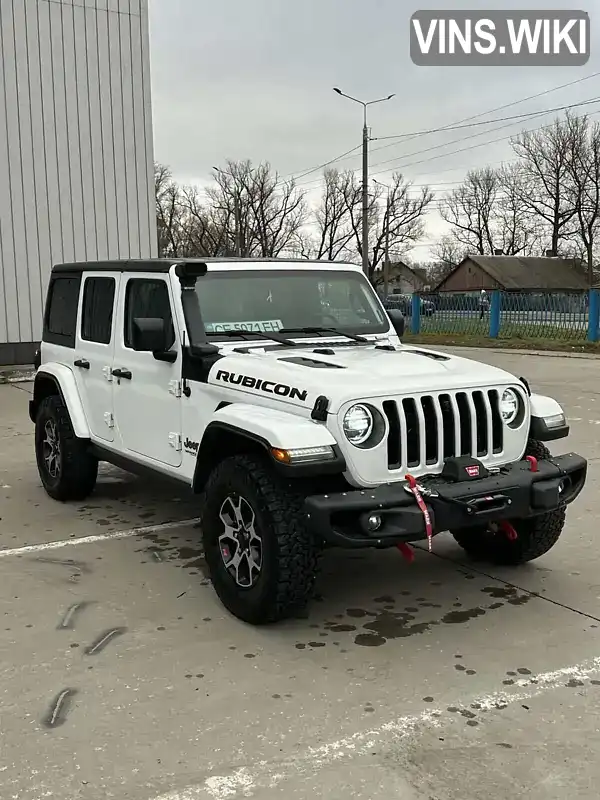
151, 655, 600, 800
0, 518, 201, 558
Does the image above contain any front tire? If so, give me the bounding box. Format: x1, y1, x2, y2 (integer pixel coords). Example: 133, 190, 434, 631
35, 395, 98, 501
201, 455, 320, 624
451, 440, 567, 565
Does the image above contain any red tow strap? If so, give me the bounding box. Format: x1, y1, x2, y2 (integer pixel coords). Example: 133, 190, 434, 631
405, 474, 434, 552
397, 542, 415, 563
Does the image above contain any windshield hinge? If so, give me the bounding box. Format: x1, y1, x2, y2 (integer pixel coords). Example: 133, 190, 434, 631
311, 395, 330, 422
169, 432, 182, 451
169, 379, 182, 398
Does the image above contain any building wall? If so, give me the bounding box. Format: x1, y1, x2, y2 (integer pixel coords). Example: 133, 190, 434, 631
0, 0, 157, 364
374, 264, 425, 295
439, 260, 500, 292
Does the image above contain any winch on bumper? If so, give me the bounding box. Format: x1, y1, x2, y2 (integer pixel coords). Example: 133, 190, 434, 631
304, 453, 587, 548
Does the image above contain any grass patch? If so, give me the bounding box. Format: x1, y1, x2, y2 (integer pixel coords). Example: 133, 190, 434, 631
404, 331, 600, 354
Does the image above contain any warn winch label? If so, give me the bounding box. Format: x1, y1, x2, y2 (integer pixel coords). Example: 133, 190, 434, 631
215, 370, 308, 402
465, 465, 480, 477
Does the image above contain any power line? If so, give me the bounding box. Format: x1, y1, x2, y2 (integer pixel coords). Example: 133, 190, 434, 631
284, 143, 362, 181
295, 116, 534, 189
373, 97, 600, 141
368, 69, 600, 156
372, 106, 600, 179
201, 72, 600, 202
299, 101, 600, 190
292, 70, 600, 183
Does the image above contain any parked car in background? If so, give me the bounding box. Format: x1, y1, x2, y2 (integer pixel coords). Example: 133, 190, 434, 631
382, 294, 435, 317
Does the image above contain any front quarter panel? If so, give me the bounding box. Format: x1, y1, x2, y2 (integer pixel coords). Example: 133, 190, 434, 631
206, 403, 338, 450
33, 364, 90, 439
530, 393, 565, 420
529, 392, 570, 442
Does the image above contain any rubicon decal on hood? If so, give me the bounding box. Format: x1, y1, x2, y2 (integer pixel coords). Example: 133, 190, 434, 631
215, 370, 308, 402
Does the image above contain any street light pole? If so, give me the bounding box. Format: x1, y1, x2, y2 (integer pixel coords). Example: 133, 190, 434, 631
333, 88, 395, 278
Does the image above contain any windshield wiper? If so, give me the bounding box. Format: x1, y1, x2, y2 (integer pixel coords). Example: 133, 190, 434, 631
206, 329, 297, 346
279, 326, 369, 343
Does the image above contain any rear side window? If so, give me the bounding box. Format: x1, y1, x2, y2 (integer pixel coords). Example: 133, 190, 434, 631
44, 274, 82, 347
124, 279, 176, 350
81, 277, 116, 344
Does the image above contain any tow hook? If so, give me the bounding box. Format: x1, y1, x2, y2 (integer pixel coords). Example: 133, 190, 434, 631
491, 520, 519, 541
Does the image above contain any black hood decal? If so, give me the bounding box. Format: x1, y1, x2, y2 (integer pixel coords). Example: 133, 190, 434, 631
215, 369, 308, 402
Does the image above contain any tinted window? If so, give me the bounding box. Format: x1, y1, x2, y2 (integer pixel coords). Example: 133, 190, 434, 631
81, 277, 116, 344
124, 279, 175, 350
45, 275, 81, 346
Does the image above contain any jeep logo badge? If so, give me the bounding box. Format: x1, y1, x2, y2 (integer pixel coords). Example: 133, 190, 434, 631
184, 438, 199, 454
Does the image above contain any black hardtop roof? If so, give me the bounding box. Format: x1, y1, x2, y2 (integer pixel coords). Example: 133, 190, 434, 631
51, 257, 341, 274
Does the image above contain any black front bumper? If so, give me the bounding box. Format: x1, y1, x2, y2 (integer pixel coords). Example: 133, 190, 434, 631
305, 453, 587, 548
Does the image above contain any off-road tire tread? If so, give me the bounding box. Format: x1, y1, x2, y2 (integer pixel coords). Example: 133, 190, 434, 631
201, 455, 320, 624
451, 439, 566, 565
36, 395, 98, 501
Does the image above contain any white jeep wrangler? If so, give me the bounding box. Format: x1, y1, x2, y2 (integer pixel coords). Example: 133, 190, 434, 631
30, 258, 587, 624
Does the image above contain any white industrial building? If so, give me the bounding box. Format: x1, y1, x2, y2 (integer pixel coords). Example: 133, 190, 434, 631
0, 0, 157, 365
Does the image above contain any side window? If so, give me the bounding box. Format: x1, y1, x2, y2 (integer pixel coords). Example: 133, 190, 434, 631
44, 274, 82, 347
124, 279, 176, 351
81, 277, 116, 344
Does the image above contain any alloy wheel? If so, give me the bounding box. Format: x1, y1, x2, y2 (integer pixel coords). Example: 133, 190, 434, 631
218, 494, 263, 588
42, 419, 61, 479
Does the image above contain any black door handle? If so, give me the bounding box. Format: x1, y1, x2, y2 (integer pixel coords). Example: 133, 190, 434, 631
74, 359, 90, 370
112, 368, 132, 380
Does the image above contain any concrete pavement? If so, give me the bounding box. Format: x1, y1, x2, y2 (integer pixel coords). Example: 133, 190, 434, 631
1, 348, 599, 800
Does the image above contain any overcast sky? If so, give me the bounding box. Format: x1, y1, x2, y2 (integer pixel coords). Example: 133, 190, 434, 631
148, 0, 600, 259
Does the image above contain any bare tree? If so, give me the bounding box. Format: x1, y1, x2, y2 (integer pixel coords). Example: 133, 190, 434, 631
509, 113, 582, 254
370, 174, 434, 276
313, 169, 360, 260
495, 163, 542, 256
431, 234, 465, 270
335, 172, 433, 276
178, 186, 233, 257
440, 167, 499, 254
155, 160, 435, 270
565, 115, 600, 285
155, 163, 188, 257
206, 160, 307, 258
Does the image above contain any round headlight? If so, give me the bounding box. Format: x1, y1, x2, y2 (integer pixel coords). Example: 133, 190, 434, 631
500, 388, 519, 424
343, 404, 374, 446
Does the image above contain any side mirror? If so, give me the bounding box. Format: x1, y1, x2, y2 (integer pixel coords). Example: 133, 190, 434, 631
387, 308, 405, 338
132, 317, 173, 357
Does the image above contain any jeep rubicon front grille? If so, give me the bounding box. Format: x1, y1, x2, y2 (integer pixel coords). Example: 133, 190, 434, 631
382, 390, 504, 471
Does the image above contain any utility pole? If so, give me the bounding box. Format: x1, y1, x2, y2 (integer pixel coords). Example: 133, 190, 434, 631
333, 88, 395, 278
362, 109, 369, 279
234, 195, 241, 257
374, 178, 391, 297
384, 191, 390, 297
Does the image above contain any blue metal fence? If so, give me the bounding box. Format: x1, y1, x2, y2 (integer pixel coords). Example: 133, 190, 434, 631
408, 290, 600, 342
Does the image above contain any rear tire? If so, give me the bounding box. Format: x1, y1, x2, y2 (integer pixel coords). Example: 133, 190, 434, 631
35, 395, 98, 501
201, 455, 320, 624
451, 440, 566, 565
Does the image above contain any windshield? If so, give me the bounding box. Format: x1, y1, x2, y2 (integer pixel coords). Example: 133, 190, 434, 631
195, 268, 390, 340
